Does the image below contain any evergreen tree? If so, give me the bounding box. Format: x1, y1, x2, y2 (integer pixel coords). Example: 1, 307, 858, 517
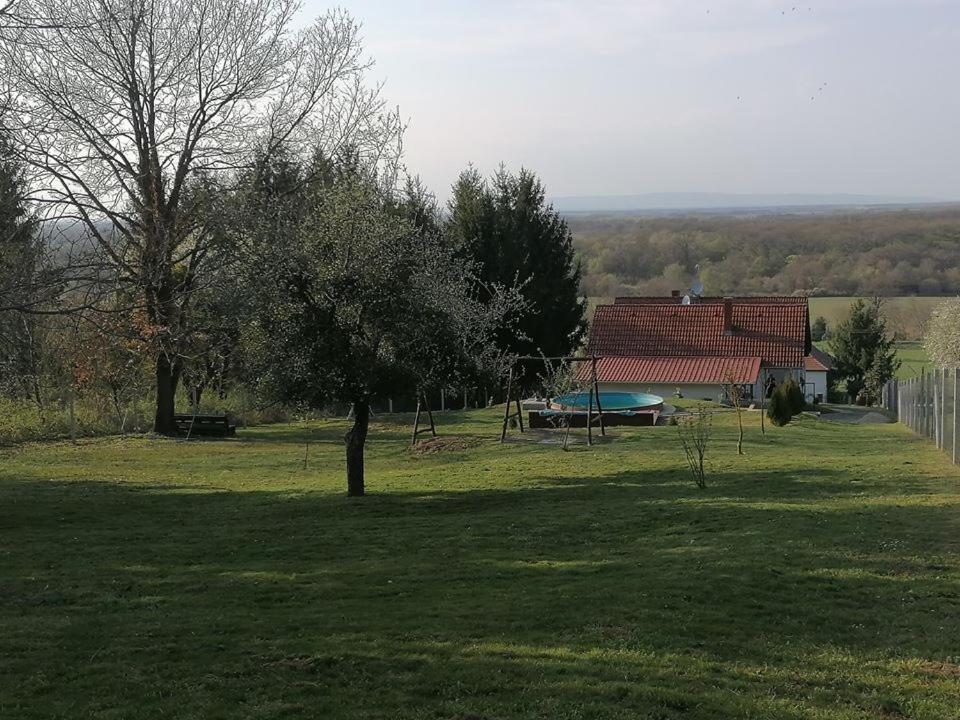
767, 386, 793, 427
781, 376, 806, 415
447, 166, 586, 358
0, 132, 36, 307
830, 298, 900, 403
811, 316, 828, 341
0, 131, 40, 395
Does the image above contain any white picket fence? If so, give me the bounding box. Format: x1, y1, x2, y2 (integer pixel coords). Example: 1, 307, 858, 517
883, 368, 960, 464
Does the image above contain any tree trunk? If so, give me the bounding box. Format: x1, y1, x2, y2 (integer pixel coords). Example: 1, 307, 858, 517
344, 399, 370, 497
154, 352, 181, 436
190, 384, 204, 411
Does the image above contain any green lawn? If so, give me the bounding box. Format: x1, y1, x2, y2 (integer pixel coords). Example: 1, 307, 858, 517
893, 342, 934, 380
816, 341, 932, 381
2, 409, 960, 718
808, 297, 941, 334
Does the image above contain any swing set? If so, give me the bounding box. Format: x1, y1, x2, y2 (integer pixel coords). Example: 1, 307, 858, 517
499, 355, 607, 447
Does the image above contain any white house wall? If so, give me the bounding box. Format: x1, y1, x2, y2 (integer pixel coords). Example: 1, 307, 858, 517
598, 382, 728, 403
806, 371, 828, 403
598, 366, 805, 405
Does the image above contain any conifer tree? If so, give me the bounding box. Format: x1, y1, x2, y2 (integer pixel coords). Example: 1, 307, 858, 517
830, 298, 899, 403
447, 166, 586, 358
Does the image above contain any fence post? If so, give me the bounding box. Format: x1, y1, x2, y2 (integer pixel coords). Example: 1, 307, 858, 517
913, 376, 919, 432
930, 370, 935, 441
907, 378, 913, 430
954, 368, 959, 465
938, 370, 944, 447
934, 371, 941, 448
904, 378, 913, 429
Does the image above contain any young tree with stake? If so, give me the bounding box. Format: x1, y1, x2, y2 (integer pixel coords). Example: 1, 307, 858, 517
723, 372, 745, 455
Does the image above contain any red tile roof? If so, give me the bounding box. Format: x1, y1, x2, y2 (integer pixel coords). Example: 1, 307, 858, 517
587, 356, 761, 384
615, 296, 810, 305
588, 300, 809, 367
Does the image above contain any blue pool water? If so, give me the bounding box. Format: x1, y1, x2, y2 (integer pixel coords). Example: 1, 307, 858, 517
551, 391, 663, 412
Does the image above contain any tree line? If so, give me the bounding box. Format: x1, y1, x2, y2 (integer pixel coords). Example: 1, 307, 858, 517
0, 0, 584, 494
571, 208, 960, 298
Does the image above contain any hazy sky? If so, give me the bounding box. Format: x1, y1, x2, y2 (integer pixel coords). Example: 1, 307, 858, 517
303, 0, 960, 202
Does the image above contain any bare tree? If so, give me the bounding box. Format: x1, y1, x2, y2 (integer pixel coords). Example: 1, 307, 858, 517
1, 0, 402, 434
677, 405, 712, 489
924, 298, 960, 368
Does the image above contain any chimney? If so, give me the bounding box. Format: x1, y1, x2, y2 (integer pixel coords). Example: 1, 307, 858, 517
722, 297, 734, 335
671, 290, 680, 298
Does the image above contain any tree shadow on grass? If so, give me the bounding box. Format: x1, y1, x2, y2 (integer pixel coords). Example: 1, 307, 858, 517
2, 459, 960, 719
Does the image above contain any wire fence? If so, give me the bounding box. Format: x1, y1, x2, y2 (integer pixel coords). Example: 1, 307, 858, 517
883, 368, 960, 464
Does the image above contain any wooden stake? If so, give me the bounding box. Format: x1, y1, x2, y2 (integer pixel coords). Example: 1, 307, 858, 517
412, 391, 438, 446
412, 396, 423, 446
500, 369, 514, 442
586, 381, 594, 446
592, 356, 606, 437
760, 368, 766, 436
515, 392, 524, 433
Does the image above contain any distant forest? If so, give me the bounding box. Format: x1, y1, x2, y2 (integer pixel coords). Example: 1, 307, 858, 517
569, 207, 960, 298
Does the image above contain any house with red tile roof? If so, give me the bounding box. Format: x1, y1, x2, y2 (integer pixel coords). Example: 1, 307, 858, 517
586, 296, 825, 402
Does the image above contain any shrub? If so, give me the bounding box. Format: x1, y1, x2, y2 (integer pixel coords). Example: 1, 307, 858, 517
781, 377, 806, 415
767, 387, 793, 427
677, 405, 712, 488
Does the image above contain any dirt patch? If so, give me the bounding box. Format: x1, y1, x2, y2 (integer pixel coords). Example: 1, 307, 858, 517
858, 411, 894, 424
917, 660, 960, 678
412, 436, 482, 455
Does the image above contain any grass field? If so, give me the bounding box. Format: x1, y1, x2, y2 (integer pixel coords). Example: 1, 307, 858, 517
2, 408, 960, 718
815, 341, 932, 381
892, 342, 934, 380
807, 297, 941, 333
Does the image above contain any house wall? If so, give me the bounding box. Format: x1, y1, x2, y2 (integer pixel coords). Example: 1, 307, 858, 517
805, 371, 828, 403
599, 365, 805, 405
598, 382, 728, 403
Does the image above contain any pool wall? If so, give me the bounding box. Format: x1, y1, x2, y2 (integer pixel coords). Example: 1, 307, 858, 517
528, 410, 659, 429
598, 382, 726, 404
550, 391, 663, 412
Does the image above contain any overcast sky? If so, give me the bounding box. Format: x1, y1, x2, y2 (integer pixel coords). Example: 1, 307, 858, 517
303, 0, 960, 202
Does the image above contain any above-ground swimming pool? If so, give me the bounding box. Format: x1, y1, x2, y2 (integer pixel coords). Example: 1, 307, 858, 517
549, 391, 664, 412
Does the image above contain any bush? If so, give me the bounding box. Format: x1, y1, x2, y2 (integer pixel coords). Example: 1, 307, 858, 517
677, 405, 712, 488
781, 377, 806, 415
0, 386, 296, 445
767, 387, 793, 427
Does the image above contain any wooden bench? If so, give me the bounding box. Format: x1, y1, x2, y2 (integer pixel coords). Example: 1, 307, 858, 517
173, 413, 237, 438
